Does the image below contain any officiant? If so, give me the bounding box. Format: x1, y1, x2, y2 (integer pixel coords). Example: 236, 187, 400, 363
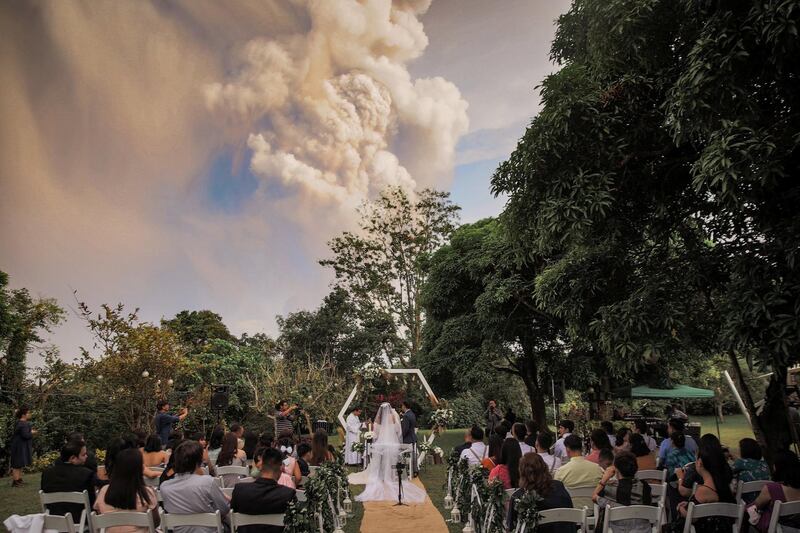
345, 407, 363, 466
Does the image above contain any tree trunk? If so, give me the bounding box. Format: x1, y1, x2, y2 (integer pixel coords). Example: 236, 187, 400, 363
728, 352, 770, 455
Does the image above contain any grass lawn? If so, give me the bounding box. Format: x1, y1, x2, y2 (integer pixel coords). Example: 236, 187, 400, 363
0, 472, 42, 519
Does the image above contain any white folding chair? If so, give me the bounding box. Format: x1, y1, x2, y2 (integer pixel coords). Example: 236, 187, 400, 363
682, 501, 743, 533
144, 473, 161, 488
736, 479, 769, 502
40, 490, 91, 533
636, 470, 666, 483
650, 482, 668, 524
540, 507, 589, 532
159, 509, 223, 533
230, 511, 284, 531
768, 500, 800, 533
603, 504, 662, 533
44, 513, 77, 533
217, 466, 250, 488
89, 511, 156, 533
566, 487, 599, 527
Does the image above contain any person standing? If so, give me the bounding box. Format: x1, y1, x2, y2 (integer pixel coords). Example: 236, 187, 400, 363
9, 406, 35, 488
344, 407, 363, 466
274, 400, 297, 439
400, 401, 418, 476
485, 400, 502, 439
153, 400, 188, 447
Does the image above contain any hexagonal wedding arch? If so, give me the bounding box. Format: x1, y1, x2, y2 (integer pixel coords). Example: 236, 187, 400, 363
337, 368, 439, 466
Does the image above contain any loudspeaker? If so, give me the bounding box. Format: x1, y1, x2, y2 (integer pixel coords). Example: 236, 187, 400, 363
552, 380, 565, 403
210, 384, 229, 410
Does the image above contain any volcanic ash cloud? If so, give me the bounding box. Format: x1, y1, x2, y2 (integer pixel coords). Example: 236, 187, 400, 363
205, 0, 469, 211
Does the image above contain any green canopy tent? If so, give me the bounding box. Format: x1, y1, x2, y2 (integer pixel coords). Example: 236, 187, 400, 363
615, 384, 720, 437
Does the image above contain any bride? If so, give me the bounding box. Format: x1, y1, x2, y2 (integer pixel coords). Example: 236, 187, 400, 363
355, 402, 427, 503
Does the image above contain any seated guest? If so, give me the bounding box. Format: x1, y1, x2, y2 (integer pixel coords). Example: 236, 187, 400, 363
536, 431, 561, 474
733, 438, 770, 483
658, 418, 697, 464
513, 423, 534, 455
277, 438, 302, 484
160, 440, 229, 530
67, 433, 99, 475
601, 421, 616, 447
593, 452, 652, 533
94, 448, 159, 531
586, 429, 612, 464
216, 432, 249, 487
496, 420, 512, 440
629, 433, 657, 471
258, 431, 274, 450
207, 426, 225, 466
553, 420, 574, 463
598, 448, 614, 470
482, 435, 504, 470
310, 429, 335, 466
231, 423, 245, 449
41, 440, 96, 519
613, 427, 632, 454
632, 419, 657, 452
523, 421, 538, 448
508, 453, 574, 533
459, 426, 487, 466
159, 437, 187, 484
231, 447, 297, 533
489, 438, 522, 489
243, 430, 259, 461
554, 435, 603, 510
296, 443, 312, 477
663, 431, 694, 480
748, 451, 800, 532
675, 435, 735, 532
142, 435, 166, 467
188, 431, 214, 474
453, 429, 472, 460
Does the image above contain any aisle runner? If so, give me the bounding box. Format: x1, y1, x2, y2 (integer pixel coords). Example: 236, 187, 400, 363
359, 478, 449, 533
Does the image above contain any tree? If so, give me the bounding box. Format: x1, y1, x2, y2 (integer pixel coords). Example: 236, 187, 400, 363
0, 271, 65, 405
162, 310, 236, 351
277, 288, 401, 373
420, 218, 585, 427
320, 187, 460, 365
492, 0, 800, 457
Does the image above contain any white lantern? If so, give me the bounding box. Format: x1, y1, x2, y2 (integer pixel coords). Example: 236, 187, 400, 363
450, 506, 461, 523
343, 496, 353, 514
462, 521, 474, 533
167, 379, 174, 386
142, 370, 149, 378
444, 494, 454, 509
338, 508, 347, 526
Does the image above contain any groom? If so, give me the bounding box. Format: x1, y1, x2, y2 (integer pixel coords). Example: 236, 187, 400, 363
400, 400, 418, 476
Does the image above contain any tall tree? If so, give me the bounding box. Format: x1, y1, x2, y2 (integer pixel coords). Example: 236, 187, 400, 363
420, 219, 585, 427
162, 310, 235, 351
320, 187, 460, 365
492, 0, 800, 456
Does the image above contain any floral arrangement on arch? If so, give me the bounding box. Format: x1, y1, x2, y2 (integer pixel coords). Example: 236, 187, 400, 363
431, 406, 455, 434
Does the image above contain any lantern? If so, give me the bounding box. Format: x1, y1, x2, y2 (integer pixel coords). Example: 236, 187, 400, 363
444, 494, 454, 509
343, 495, 353, 514
450, 506, 461, 523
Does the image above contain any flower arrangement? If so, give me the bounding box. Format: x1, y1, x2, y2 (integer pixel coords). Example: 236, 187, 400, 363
432, 407, 455, 427
350, 441, 366, 454
362, 431, 374, 441
417, 441, 433, 454
433, 446, 444, 457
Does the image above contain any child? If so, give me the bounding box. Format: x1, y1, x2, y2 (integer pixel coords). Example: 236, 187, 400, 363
297, 442, 312, 477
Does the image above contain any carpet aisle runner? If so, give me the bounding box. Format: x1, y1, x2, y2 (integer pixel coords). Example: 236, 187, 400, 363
358, 478, 449, 533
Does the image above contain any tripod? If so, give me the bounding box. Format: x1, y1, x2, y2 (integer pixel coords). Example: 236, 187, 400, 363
394, 460, 408, 506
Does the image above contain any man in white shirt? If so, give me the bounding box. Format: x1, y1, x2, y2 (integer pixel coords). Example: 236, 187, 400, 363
459, 426, 487, 466
553, 420, 575, 462
513, 423, 534, 455
535, 431, 561, 474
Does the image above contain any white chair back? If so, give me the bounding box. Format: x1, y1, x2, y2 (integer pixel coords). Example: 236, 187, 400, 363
603, 504, 662, 533
539, 507, 588, 531
768, 500, 800, 533
636, 470, 666, 483
682, 501, 743, 533
736, 479, 768, 502
44, 513, 77, 533
566, 486, 596, 500
40, 490, 91, 532
144, 475, 160, 488
230, 512, 284, 531
159, 509, 223, 533
90, 511, 156, 533
216, 466, 250, 476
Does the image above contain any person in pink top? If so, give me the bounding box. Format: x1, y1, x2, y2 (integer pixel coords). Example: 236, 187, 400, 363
489, 438, 522, 490
94, 448, 158, 533
586, 429, 612, 464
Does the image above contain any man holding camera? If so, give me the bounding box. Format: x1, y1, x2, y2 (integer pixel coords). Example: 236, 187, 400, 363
274, 400, 298, 439
485, 400, 502, 438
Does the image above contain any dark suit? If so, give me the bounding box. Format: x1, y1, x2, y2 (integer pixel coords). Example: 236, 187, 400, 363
401, 409, 418, 474
231, 477, 296, 533
41, 460, 96, 519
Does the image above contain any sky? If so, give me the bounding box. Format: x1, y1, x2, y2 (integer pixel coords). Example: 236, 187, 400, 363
0, 0, 571, 365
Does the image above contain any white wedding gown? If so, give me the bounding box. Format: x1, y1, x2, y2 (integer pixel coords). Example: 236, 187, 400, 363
354, 403, 427, 504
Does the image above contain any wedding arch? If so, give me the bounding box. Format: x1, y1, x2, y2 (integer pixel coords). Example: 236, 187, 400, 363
337, 367, 439, 464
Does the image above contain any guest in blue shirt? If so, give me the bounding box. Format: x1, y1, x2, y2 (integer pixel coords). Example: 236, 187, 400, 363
658, 418, 697, 463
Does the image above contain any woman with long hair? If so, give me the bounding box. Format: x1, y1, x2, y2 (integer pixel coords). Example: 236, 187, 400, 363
216, 432, 248, 487
94, 448, 158, 531
613, 427, 632, 454
310, 429, 334, 466
482, 434, 504, 470
629, 433, 656, 471
586, 428, 612, 464
207, 425, 225, 466
9, 407, 35, 488
489, 438, 522, 489
142, 435, 166, 467
243, 430, 259, 461
507, 453, 573, 533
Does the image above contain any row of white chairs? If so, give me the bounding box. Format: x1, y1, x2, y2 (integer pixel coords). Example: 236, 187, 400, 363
145, 464, 318, 489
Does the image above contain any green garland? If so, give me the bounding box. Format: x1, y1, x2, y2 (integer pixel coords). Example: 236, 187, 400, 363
284, 460, 350, 533
479, 480, 506, 533
512, 490, 543, 532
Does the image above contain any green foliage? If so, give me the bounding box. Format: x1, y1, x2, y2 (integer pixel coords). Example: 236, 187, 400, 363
162, 310, 235, 351
320, 187, 460, 364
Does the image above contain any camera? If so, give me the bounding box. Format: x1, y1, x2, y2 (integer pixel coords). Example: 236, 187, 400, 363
395, 460, 407, 474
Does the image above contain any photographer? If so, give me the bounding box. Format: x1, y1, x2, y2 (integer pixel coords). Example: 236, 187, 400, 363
485, 400, 502, 439
274, 400, 298, 438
